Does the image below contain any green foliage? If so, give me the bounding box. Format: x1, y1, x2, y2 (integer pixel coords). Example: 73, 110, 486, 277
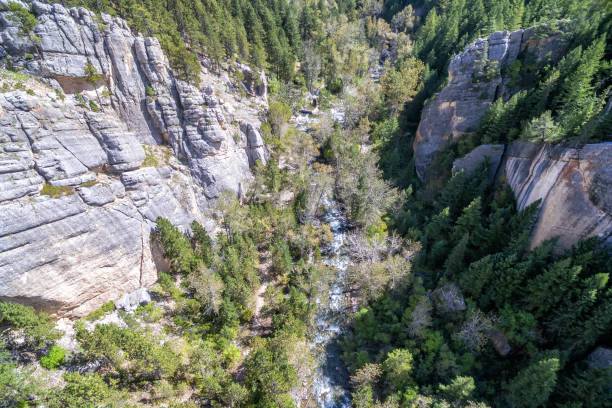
62, 0, 310, 81
244, 338, 297, 406
0, 302, 60, 348
0, 343, 37, 407
40, 345, 66, 369
505, 351, 560, 408
341, 152, 611, 408
156, 216, 195, 273
145, 84, 155, 97
439, 376, 475, 404
142, 145, 160, 167
383, 348, 414, 392
86, 301, 116, 321
380, 58, 425, 114
4, 2, 37, 34
44, 372, 125, 408
75, 323, 181, 383
84, 62, 103, 84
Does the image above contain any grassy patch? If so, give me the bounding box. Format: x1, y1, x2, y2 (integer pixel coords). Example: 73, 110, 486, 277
79, 179, 98, 188
39, 183, 73, 198
142, 145, 160, 167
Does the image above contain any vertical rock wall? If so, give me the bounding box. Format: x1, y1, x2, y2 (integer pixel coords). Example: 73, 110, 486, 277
0, 0, 268, 316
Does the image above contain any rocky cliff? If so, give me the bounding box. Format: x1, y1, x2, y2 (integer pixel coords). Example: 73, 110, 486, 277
418, 24, 611, 250
453, 141, 612, 250
414, 23, 569, 180
0, 0, 268, 316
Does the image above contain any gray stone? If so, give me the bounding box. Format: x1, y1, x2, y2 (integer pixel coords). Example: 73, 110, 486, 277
452, 144, 504, 184
114, 288, 151, 312
0, 0, 265, 317
77, 183, 115, 206
501, 141, 612, 251
414, 24, 569, 181
240, 121, 268, 167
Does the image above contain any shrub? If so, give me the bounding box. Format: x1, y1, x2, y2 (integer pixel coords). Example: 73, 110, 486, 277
44, 372, 124, 408
85, 301, 115, 322
40, 346, 66, 369
142, 145, 159, 167
145, 84, 155, 97
0, 302, 60, 348
5, 2, 37, 35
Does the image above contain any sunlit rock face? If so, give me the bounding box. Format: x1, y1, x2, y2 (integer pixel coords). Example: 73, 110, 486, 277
0, 0, 267, 316
453, 141, 612, 251
414, 24, 569, 181
419, 21, 610, 251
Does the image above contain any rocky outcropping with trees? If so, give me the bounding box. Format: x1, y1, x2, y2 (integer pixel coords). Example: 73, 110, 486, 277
0, 0, 268, 316
416, 23, 611, 250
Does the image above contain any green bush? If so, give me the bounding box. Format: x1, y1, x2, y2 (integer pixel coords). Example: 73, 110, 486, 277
5, 2, 37, 34
0, 302, 60, 348
40, 346, 66, 369
85, 301, 115, 322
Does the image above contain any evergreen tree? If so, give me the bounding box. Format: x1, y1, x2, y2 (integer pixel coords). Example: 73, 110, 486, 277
505, 351, 560, 408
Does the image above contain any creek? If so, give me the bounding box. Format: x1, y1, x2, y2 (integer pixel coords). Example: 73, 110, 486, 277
309, 195, 352, 408
294, 108, 353, 408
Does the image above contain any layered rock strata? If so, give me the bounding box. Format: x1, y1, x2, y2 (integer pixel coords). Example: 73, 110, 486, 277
453, 141, 612, 250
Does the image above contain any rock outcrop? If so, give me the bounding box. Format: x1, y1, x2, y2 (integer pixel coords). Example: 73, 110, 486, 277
453, 141, 612, 250
420, 23, 611, 250
0, 1, 268, 316
414, 23, 569, 181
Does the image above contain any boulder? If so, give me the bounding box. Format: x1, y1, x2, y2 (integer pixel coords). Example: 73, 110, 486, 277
114, 288, 151, 312
452, 144, 504, 184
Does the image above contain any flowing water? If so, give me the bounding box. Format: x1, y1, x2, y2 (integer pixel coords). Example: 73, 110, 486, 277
309, 196, 352, 408
293, 108, 353, 408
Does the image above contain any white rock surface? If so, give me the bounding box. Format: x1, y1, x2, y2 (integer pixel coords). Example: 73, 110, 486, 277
0, 1, 268, 316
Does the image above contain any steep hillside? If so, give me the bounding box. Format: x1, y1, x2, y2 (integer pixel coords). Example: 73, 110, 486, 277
0, 0, 268, 316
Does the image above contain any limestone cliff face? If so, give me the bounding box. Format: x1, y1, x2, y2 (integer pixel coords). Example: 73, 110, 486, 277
453, 141, 612, 251
0, 0, 268, 316
414, 24, 569, 181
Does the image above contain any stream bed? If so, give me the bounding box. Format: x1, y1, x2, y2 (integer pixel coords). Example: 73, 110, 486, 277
293, 107, 353, 408
309, 197, 352, 408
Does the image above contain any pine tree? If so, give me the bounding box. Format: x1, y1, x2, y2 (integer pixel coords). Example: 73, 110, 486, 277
444, 233, 469, 280
506, 351, 560, 408
523, 258, 581, 318
453, 197, 483, 241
